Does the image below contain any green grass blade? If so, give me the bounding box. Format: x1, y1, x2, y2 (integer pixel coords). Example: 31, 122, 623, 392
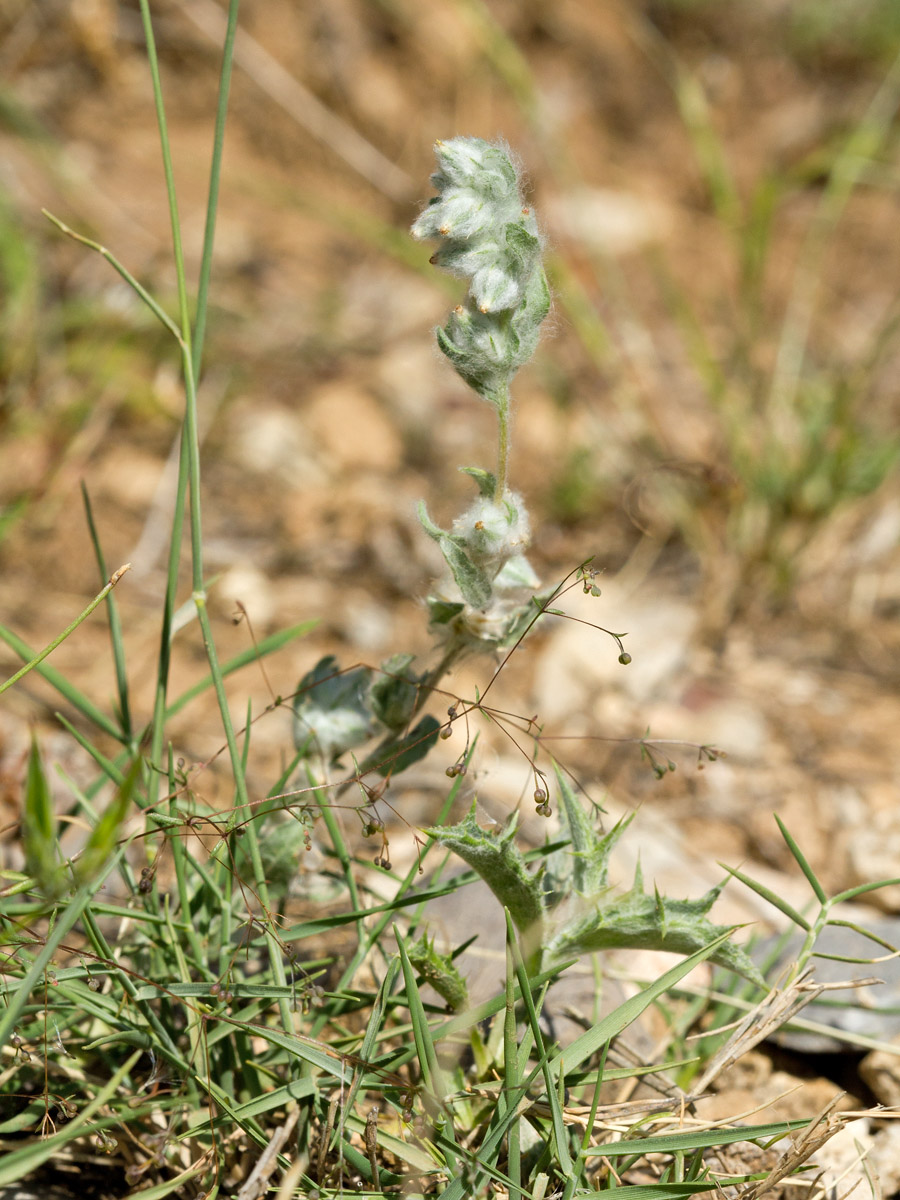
396, 932, 458, 1169
583, 1118, 811, 1159
22, 732, 61, 896
774, 815, 827, 903
192, 0, 240, 380
820, 917, 899, 955
54, 713, 126, 786
583, 1184, 727, 1199
42, 211, 182, 339
558, 931, 736, 1075
340, 1109, 437, 1174
673, 62, 742, 230
0, 564, 130, 705
148, 421, 189, 806
0, 873, 119, 1049
215, 1077, 317, 1123
74, 756, 142, 887
102, 1165, 209, 1200
503, 932, 521, 1196
505, 909, 572, 1177
81, 482, 132, 739
395, 934, 443, 1102
241, 1025, 351, 1083
342, 957, 401, 1121
136, 0, 192, 346
830, 878, 900, 905
164, 620, 316, 718
717, 861, 811, 930
0, 624, 122, 740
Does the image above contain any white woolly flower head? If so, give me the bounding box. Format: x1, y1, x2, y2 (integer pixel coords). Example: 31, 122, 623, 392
451, 492, 531, 570
412, 136, 550, 403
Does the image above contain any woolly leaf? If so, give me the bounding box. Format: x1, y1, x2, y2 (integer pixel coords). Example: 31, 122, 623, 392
459, 466, 496, 498
293, 655, 377, 762
436, 535, 493, 609
369, 653, 420, 732
367, 716, 441, 778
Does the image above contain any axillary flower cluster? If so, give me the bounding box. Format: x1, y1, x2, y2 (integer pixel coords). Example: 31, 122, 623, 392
412, 137, 551, 652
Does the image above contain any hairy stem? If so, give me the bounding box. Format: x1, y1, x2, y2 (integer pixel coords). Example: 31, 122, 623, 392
494, 384, 511, 501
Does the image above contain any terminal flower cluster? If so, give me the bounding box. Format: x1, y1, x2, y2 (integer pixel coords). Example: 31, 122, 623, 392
412, 138, 551, 652
412, 137, 550, 410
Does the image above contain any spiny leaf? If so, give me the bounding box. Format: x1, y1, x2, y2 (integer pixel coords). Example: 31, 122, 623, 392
548, 879, 764, 987
408, 933, 469, 1012
550, 763, 615, 896
427, 804, 545, 940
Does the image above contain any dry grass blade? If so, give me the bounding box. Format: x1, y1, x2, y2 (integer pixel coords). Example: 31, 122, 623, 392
235, 1106, 299, 1200
532, 1094, 699, 1134
691, 969, 825, 1097
734, 1094, 848, 1200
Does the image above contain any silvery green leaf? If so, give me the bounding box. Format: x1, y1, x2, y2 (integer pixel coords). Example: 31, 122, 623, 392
424, 189, 490, 239
493, 553, 540, 591
417, 500, 447, 542
292, 655, 377, 762
469, 224, 541, 313
365, 716, 441, 778
410, 196, 445, 240
426, 596, 465, 625
509, 265, 552, 366
427, 804, 545, 939
470, 259, 522, 314
414, 138, 550, 401
437, 535, 493, 608
458, 466, 497, 498
436, 305, 511, 402
370, 653, 420, 731
504, 219, 542, 263
432, 235, 501, 278
451, 492, 530, 570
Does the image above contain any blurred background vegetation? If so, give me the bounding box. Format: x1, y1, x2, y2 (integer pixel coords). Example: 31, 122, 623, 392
3, 0, 900, 631
2, 0, 900, 867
